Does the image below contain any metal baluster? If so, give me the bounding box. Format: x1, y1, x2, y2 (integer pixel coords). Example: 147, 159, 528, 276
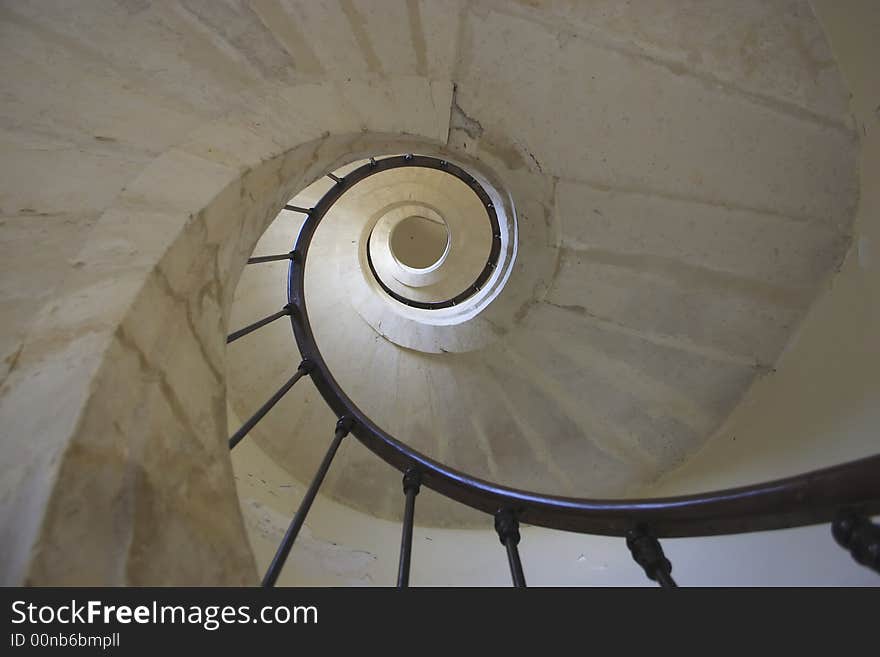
495, 509, 526, 587
284, 204, 311, 214
262, 417, 354, 587
228, 361, 312, 450
327, 173, 342, 184
832, 511, 880, 575
626, 526, 678, 588
397, 468, 422, 588
247, 252, 294, 264
227, 304, 292, 344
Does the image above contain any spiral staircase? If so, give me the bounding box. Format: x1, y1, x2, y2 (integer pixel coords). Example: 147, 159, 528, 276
0, 1, 878, 586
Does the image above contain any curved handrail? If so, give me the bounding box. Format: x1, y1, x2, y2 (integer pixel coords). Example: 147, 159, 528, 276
287, 154, 880, 539
362, 157, 502, 309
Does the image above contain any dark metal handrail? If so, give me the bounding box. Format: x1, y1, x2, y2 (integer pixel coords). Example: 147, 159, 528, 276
362, 157, 502, 309
227, 153, 880, 586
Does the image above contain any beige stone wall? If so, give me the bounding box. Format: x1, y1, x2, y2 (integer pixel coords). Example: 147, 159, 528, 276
0, 130, 457, 585
231, 0, 879, 584
0, 1, 874, 586
648, 0, 880, 496
224, 0, 863, 532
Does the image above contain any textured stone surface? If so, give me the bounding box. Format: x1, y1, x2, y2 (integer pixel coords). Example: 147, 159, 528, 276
225, 1, 858, 527
0, 0, 866, 582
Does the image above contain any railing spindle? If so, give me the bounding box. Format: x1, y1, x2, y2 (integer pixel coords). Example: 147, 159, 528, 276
832, 511, 880, 575
397, 468, 421, 588
228, 361, 312, 450
227, 305, 292, 344
274, 153, 880, 587
247, 252, 294, 264
626, 526, 677, 588
262, 417, 354, 587
495, 509, 526, 587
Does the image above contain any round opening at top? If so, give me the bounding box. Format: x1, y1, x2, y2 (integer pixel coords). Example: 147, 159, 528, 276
388, 215, 450, 270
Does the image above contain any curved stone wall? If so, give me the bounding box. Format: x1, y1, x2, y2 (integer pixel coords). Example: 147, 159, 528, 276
0, 1, 868, 584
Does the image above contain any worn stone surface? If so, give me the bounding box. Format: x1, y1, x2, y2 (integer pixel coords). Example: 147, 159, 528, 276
225, 2, 859, 527
0, 0, 866, 581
